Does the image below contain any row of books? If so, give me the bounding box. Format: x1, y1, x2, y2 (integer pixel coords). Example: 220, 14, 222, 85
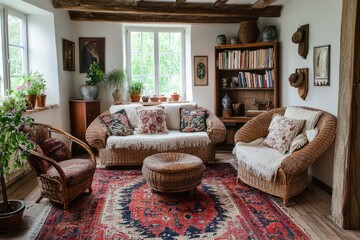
236, 70, 274, 88
217, 48, 274, 70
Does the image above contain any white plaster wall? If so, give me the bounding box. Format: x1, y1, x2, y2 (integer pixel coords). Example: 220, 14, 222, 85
191, 24, 239, 112
259, 0, 342, 187
24, 0, 74, 131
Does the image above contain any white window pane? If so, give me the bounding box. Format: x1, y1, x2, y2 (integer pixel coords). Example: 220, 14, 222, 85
10, 76, 22, 91
8, 15, 22, 46
9, 46, 24, 76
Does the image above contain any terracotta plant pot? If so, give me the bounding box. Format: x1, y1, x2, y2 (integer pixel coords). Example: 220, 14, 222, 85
35, 95, 47, 108
150, 95, 159, 102
130, 93, 141, 102
25, 94, 36, 109
171, 93, 180, 101
0, 200, 25, 232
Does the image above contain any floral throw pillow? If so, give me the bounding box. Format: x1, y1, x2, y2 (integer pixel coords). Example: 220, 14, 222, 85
180, 108, 207, 132
136, 107, 168, 134
262, 114, 304, 154
98, 109, 134, 136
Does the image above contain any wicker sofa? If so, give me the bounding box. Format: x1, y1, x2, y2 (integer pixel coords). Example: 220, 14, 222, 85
233, 107, 336, 205
86, 103, 226, 167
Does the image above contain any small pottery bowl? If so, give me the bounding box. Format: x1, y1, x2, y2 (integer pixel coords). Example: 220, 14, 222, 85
150, 96, 159, 102
142, 96, 149, 102
159, 95, 167, 102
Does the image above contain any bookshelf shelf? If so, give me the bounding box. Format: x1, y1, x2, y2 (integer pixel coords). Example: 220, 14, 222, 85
214, 42, 280, 146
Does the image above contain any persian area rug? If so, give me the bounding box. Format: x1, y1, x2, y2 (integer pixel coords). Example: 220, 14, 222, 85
34, 163, 309, 239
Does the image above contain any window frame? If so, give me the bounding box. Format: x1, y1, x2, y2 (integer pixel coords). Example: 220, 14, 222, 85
2, 7, 28, 95
125, 26, 186, 98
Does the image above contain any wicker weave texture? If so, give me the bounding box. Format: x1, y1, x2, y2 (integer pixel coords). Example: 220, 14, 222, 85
100, 144, 216, 166
142, 153, 205, 193
234, 107, 337, 204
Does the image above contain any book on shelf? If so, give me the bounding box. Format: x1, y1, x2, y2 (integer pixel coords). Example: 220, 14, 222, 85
217, 48, 274, 70
237, 70, 273, 88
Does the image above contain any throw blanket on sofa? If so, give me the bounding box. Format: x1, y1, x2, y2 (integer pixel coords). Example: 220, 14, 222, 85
106, 130, 210, 151
233, 140, 289, 181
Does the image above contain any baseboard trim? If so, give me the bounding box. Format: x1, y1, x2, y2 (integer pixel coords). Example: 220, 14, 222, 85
310, 175, 332, 195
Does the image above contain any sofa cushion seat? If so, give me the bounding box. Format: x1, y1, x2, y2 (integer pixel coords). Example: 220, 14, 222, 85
233, 142, 289, 181
106, 130, 210, 151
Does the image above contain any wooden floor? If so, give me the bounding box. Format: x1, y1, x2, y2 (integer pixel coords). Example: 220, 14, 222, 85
5, 152, 360, 240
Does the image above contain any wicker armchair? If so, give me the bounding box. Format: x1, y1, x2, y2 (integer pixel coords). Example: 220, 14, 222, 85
234, 107, 336, 205
20, 123, 96, 210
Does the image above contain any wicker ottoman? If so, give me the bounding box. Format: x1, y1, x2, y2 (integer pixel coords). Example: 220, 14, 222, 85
142, 152, 206, 193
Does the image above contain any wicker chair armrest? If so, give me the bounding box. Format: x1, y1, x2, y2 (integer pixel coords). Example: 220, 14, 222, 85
33, 123, 96, 164
85, 111, 109, 150
234, 108, 286, 143
206, 111, 226, 144
281, 112, 337, 176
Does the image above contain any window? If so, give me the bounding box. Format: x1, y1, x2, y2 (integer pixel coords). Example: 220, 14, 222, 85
126, 27, 185, 97
0, 8, 28, 96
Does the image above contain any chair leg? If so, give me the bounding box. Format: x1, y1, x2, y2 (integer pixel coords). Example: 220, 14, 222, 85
35, 195, 43, 203
283, 197, 289, 206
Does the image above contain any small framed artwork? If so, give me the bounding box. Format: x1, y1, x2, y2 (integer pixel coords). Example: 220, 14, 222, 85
194, 56, 208, 86
79, 37, 105, 73
313, 45, 330, 86
62, 39, 75, 71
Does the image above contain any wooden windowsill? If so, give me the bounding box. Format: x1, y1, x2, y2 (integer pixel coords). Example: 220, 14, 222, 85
24, 104, 59, 115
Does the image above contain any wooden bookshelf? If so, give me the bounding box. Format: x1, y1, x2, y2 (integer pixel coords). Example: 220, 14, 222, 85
214, 42, 280, 146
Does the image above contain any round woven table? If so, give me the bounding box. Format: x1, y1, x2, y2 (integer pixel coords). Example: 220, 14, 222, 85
142, 152, 206, 193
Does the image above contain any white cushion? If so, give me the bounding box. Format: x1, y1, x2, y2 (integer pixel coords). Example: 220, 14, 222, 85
106, 130, 209, 151
306, 128, 319, 142
289, 133, 308, 154
262, 114, 304, 154
284, 106, 323, 133
109, 104, 142, 129
233, 143, 288, 181
160, 103, 197, 130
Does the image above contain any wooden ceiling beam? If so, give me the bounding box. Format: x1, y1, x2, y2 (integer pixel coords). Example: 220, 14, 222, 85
214, 0, 229, 7
68, 11, 257, 23
175, 0, 187, 7
252, 0, 278, 9
53, 0, 282, 17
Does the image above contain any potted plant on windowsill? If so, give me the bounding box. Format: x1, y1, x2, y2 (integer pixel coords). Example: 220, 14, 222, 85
0, 91, 34, 232
31, 71, 47, 108
128, 80, 145, 102
104, 68, 128, 104
18, 71, 47, 109
80, 62, 104, 100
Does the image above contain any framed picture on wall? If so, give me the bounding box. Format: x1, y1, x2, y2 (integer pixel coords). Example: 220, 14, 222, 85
313, 45, 330, 86
62, 39, 75, 71
194, 56, 208, 86
79, 37, 105, 73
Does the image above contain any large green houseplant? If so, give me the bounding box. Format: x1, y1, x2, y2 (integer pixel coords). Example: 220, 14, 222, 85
104, 68, 128, 103
0, 91, 34, 232
80, 62, 104, 100
128, 80, 145, 102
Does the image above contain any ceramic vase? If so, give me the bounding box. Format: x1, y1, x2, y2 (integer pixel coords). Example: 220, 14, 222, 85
216, 35, 226, 45
238, 21, 260, 43
80, 85, 99, 100
222, 93, 232, 109
262, 25, 278, 42
112, 89, 121, 103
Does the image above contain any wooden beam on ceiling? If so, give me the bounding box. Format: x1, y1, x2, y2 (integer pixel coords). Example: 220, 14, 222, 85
53, 0, 282, 20
252, 0, 278, 9
214, 0, 229, 7
175, 0, 187, 7
68, 11, 257, 23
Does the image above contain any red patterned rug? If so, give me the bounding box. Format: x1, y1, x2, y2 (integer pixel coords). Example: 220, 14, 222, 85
34, 163, 309, 239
